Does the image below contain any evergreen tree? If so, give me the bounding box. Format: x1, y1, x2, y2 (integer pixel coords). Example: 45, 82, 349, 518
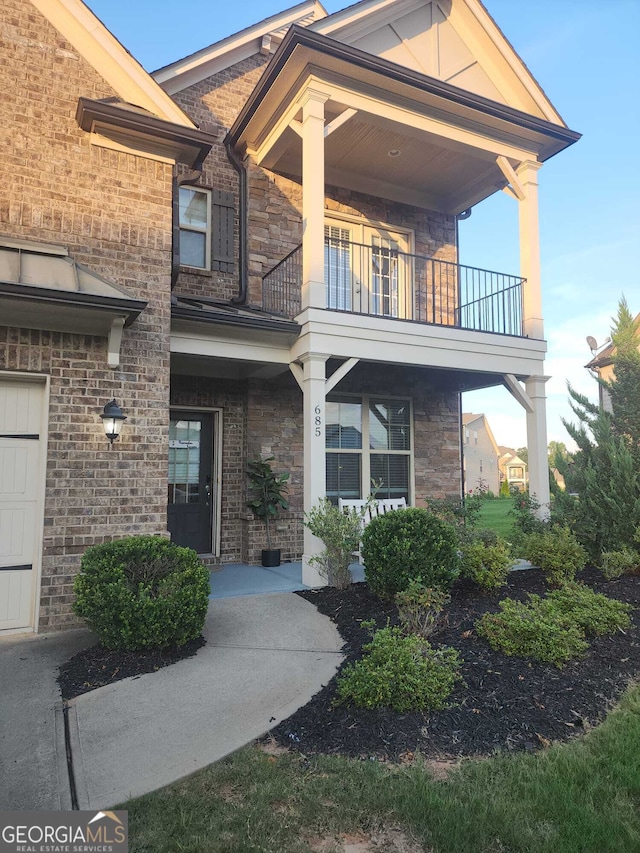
558, 298, 640, 561
603, 298, 640, 458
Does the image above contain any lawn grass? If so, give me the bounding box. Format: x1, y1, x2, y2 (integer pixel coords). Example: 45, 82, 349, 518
124, 683, 640, 852
477, 497, 515, 538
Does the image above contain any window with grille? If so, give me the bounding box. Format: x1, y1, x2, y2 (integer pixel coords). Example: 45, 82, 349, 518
326, 394, 411, 503
324, 225, 352, 310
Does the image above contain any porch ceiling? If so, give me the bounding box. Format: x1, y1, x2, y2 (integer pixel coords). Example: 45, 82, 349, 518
229, 26, 580, 214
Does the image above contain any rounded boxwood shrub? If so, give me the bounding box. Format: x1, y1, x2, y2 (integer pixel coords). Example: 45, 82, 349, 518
336, 624, 463, 713
73, 535, 210, 651
361, 508, 460, 599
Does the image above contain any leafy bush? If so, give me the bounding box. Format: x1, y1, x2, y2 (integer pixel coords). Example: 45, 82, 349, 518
523, 526, 587, 587
510, 491, 548, 535
361, 508, 460, 598
601, 548, 640, 580
476, 596, 588, 668
305, 498, 365, 589
73, 536, 210, 651
395, 581, 450, 639
546, 583, 632, 636
425, 493, 484, 546
336, 623, 463, 712
246, 456, 289, 550
460, 538, 512, 592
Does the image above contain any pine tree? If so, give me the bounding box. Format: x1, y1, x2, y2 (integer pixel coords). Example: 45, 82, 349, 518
558, 298, 640, 561
604, 298, 640, 458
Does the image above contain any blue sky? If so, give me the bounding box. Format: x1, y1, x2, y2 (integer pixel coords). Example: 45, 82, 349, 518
86, 0, 640, 449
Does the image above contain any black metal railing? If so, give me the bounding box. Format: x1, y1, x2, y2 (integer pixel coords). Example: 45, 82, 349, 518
262, 239, 525, 337
262, 245, 302, 317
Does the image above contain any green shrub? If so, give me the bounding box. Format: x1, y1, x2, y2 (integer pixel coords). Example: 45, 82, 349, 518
476, 596, 588, 668
395, 581, 450, 639
361, 508, 460, 599
304, 498, 365, 589
73, 535, 210, 651
601, 548, 640, 580
336, 624, 463, 712
460, 538, 512, 592
546, 583, 632, 635
523, 526, 587, 587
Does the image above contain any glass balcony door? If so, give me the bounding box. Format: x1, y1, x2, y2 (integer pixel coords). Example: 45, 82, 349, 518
324, 218, 412, 319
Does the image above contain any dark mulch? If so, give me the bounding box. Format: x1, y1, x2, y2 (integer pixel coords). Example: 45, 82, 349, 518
266, 566, 640, 761
58, 636, 206, 700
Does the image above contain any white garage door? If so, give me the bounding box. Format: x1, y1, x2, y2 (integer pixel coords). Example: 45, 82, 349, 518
0, 379, 45, 631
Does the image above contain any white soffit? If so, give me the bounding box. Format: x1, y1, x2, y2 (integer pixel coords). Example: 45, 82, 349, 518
310, 0, 566, 125
153, 0, 328, 95
29, 0, 195, 127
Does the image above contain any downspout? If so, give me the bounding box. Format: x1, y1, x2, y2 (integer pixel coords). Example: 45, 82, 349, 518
456, 208, 472, 498
459, 397, 466, 498
225, 138, 248, 305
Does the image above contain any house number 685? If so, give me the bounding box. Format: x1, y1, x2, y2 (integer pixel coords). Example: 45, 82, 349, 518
314, 404, 322, 437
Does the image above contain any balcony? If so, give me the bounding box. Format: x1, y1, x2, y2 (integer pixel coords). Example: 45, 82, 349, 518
262, 238, 525, 337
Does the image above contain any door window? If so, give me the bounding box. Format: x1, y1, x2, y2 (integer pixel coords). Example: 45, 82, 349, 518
168, 419, 201, 504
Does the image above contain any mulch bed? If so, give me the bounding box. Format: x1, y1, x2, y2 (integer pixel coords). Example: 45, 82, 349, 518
265, 566, 640, 761
58, 636, 205, 700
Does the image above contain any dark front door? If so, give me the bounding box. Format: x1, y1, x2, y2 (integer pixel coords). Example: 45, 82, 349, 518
167, 412, 213, 553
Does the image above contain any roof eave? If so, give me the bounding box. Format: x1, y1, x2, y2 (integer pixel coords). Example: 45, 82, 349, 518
227, 25, 581, 158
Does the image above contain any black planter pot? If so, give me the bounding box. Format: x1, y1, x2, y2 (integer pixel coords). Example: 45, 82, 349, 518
261, 549, 281, 568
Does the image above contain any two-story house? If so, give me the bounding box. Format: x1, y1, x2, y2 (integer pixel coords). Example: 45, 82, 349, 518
0, 0, 579, 633
462, 413, 500, 493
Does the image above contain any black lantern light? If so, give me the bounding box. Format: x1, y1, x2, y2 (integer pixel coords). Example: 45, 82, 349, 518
100, 399, 126, 444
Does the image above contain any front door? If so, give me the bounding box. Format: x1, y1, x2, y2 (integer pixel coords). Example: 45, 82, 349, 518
167, 412, 213, 553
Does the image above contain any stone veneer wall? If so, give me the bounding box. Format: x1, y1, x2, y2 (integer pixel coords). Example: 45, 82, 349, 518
0, 0, 173, 629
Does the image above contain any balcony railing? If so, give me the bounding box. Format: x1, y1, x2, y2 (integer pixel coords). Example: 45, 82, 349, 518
262, 239, 525, 337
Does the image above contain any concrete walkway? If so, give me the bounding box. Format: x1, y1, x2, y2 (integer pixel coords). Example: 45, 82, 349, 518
0, 628, 91, 810
67, 593, 343, 808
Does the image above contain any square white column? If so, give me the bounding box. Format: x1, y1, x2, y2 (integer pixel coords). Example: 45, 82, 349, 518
525, 375, 550, 517
517, 160, 544, 340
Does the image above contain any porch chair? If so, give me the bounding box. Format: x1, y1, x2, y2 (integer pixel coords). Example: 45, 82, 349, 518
338, 497, 407, 564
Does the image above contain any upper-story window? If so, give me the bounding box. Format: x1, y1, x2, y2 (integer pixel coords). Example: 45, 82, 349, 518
179, 186, 211, 270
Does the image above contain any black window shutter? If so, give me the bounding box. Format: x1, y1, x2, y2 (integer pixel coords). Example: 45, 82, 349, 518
212, 190, 235, 273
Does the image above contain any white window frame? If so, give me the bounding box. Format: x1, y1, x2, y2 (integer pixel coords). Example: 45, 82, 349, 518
324, 213, 414, 319
326, 393, 414, 505
179, 185, 211, 270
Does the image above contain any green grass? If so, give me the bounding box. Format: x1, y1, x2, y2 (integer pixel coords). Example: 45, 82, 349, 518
477, 497, 515, 538
124, 684, 640, 852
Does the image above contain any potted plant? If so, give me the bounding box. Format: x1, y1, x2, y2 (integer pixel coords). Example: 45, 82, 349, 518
246, 456, 290, 567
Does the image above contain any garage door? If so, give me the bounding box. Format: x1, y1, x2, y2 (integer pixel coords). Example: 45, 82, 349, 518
0, 379, 44, 631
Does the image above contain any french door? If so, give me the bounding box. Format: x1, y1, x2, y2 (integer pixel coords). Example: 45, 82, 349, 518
324, 218, 412, 319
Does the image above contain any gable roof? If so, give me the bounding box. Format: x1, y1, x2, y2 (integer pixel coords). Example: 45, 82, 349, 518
309, 0, 565, 124
462, 413, 499, 457
153, 0, 327, 95
30, 0, 195, 127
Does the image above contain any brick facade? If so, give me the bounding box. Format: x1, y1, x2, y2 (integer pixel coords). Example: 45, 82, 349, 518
0, 0, 173, 629
1, 2, 465, 631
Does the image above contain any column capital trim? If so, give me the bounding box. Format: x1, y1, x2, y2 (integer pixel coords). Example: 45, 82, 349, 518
297, 87, 331, 111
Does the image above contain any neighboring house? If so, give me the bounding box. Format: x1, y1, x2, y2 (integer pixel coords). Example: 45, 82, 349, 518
585, 312, 640, 412
498, 446, 528, 492
0, 0, 579, 633
462, 413, 500, 494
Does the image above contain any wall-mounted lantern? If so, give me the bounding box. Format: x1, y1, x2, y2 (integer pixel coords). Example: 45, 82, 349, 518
100, 399, 126, 444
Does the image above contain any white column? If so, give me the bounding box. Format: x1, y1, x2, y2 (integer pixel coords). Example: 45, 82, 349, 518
526, 375, 550, 517
300, 88, 329, 311
517, 160, 544, 340
301, 352, 330, 586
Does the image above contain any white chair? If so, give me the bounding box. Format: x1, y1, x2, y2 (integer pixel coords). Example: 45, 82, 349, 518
338, 497, 407, 563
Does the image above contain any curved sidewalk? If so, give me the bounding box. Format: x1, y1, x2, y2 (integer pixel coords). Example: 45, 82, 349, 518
67, 593, 344, 808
